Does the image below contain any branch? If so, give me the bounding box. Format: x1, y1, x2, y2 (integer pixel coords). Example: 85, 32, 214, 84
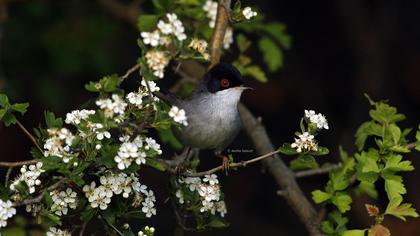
209, 0, 231, 66
238, 104, 322, 236
0, 159, 39, 167
183, 149, 280, 177
16, 120, 43, 154
119, 63, 140, 83
295, 163, 343, 178
12, 178, 65, 207
100, 212, 124, 236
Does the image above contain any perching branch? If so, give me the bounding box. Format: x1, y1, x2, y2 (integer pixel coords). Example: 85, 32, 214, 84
120, 63, 140, 83
183, 149, 280, 177
209, 0, 231, 67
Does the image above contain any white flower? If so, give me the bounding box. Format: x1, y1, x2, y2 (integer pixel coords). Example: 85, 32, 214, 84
142, 190, 157, 218
65, 109, 95, 125
26, 203, 42, 216
141, 80, 160, 93
157, 13, 186, 41
291, 132, 318, 153
144, 226, 155, 233
180, 177, 201, 191
127, 92, 144, 108
96, 131, 111, 140
141, 30, 161, 47
203, 0, 218, 28
215, 200, 227, 217
46, 227, 71, 236
188, 38, 210, 60
0, 200, 16, 228
43, 128, 75, 163
242, 7, 257, 20
175, 189, 184, 204
145, 137, 162, 154
10, 162, 45, 194
50, 188, 78, 216
114, 141, 145, 170
96, 94, 128, 120
145, 50, 169, 78
168, 106, 188, 126
304, 110, 329, 130
223, 27, 233, 49
203, 174, 219, 186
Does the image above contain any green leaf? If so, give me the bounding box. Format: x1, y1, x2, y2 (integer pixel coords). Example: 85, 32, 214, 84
278, 143, 298, 155
369, 102, 405, 125
152, 0, 171, 10
236, 34, 251, 53
40, 209, 62, 225
258, 37, 283, 72
242, 65, 268, 82
146, 158, 166, 171
157, 128, 183, 150
1, 227, 26, 236
44, 111, 63, 128
388, 124, 401, 145
137, 14, 160, 32
356, 149, 380, 173
2, 112, 17, 126
290, 155, 319, 170
385, 196, 419, 221
11, 103, 29, 114
355, 121, 382, 151
102, 74, 120, 92
383, 155, 414, 172
383, 173, 406, 201
81, 206, 97, 222
41, 156, 62, 171
0, 108, 7, 120
321, 221, 335, 234
207, 218, 229, 228
311, 146, 329, 156
0, 94, 10, 107
312, 190, 331, 204
416, 126, 420, 151
342, 230, 366, 236
355, 181, 378, 199
331, 192, 352, 213
263, 23, 292, 49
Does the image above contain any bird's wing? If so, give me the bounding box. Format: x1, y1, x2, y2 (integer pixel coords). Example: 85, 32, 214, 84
153, 91, 180, 105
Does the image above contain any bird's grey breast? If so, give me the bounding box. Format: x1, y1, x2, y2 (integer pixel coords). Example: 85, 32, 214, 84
177, 89, 242, 151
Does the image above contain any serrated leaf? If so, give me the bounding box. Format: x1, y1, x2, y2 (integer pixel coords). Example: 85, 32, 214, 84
11, 103, 29, 114
342, 230, 366, 236
369, 102, 405, 125
102, 74, 120, 92
258, 37, 283, 72
355, 181, 378, 199
355, 121, 382, 151
357, 149, 380, 173
383, 174, 406, 201
312, 190, 331, 204
385, 196, 419, 221
263, 23, 292, 49
278, 143, 298, 155
383, 155, 414, 172
44, 111, 63, 128
416, 127, 420, 151
41, 156, 62, 171
0, 108, 7, 120
331, 192, 352, 213
2, 112, 17, 126
146, 158, 166, 171
311, 146, 329, 156
137, 14, 160, 32
290, 155, 318, 170
321, 221, 335, 234
388, 124, 401, 145
208, 218, 229, 228
0, 94, 10, 107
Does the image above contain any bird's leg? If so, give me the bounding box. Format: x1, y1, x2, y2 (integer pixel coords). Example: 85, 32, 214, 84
215, 151, 230, 175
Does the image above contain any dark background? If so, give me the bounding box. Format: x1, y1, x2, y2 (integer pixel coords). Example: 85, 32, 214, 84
1, 0, 420, 235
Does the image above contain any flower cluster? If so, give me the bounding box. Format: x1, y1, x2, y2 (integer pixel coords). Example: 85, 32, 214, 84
65, 109, 95, 125
203, 0, 234, 49
157, 13, 187, 41
291, 132, 318, 153
43, 128, 75, 163
0, 199, 16, 228
114, 136, 147, 170
188, 38, 210, 60
50, 188, 78, 216
46, 227, 71, 236
126, 80, 161, 109
138, 226, 156, 236
145, 50, 170, 78
169, 106, 188, 126
82, 172, 156, 218
96, 94, 128, 122
304, 110, 329, 130
86, 122, 111, 141
242, 7, 258, 20
177, 174, 227, 217
10, 162, 44, 194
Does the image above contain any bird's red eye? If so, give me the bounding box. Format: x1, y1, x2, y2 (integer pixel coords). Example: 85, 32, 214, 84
220, 78, 230, 88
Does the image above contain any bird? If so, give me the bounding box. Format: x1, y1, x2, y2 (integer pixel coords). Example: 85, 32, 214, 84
156, 63, 251, 171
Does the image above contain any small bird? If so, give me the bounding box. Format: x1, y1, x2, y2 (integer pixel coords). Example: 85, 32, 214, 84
157, 63, 250, 170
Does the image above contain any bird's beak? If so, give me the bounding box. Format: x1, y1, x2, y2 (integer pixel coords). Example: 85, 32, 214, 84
239, 86, 253, 91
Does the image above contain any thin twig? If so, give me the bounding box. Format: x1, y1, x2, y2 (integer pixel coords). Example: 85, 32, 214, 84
12, 178, 66, 207
120, 63, 140, 83
183, 149, 280, 177
295, 163, 343, 178
5, 167, 13, 186
100, 212, 124, 236
79, 221, 88, 236
16, 120, 43, 154
406, 142, 417, 150
0, 159, 39, 167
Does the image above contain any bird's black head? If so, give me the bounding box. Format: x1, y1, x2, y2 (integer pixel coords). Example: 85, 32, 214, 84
203, 63, 243, 93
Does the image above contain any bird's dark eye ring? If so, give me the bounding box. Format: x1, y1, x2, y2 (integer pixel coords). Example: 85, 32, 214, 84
220, 78, 230, 88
